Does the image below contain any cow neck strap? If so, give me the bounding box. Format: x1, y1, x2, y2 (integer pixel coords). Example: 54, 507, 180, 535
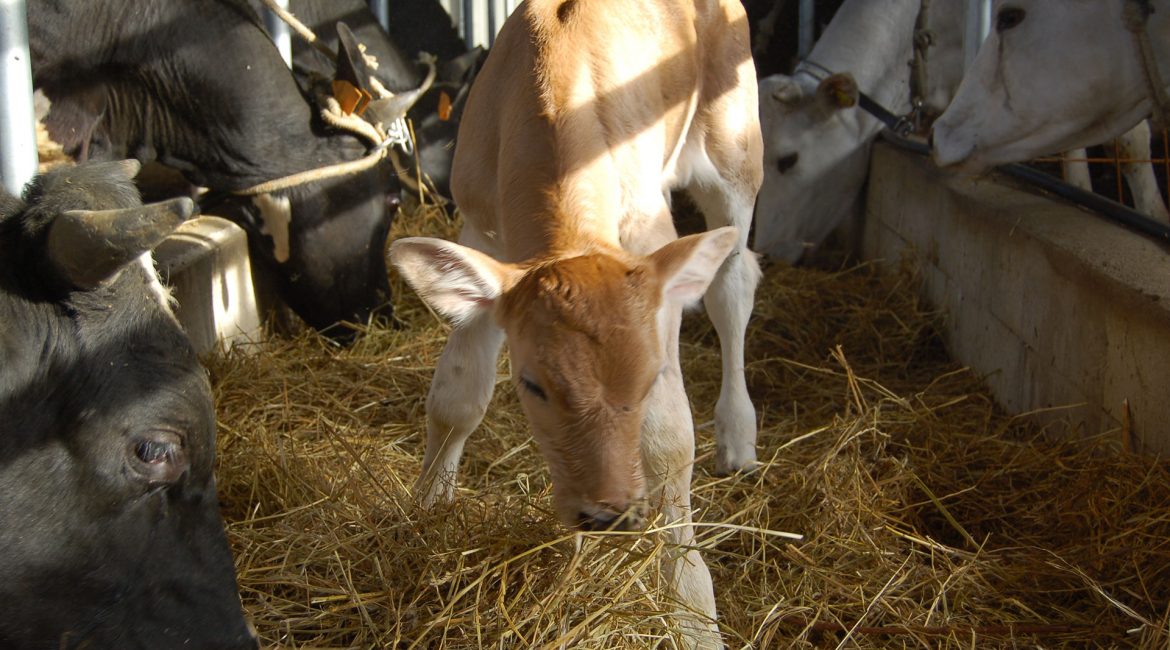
1124, 0, 1170, 128
795, 60, 915, 135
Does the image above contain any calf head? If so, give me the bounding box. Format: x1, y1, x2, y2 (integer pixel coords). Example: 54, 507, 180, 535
391, 227, 738, 530
755, 72, 866, 263
0, 161, 255, 648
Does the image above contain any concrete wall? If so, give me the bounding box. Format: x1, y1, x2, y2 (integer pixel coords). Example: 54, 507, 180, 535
864, 142, 1170, 454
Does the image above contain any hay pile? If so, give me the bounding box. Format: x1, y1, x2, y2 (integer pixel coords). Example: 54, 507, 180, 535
210, 201, 1170, 649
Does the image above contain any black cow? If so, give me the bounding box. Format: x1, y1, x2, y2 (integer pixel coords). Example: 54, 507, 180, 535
260, 0, 483, 201
0, 161, 255, 649
29, 0, 403, 337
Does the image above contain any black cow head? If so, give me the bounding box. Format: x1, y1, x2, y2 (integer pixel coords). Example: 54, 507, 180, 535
274, 0, 485, 203
206, 163, 398, 339
0, 161, 256, 649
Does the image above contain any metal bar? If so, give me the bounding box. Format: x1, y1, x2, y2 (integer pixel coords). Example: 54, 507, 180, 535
798, 0, 815, 59
880, 131, 1170, 244
488, 0, 505, 47
369, 0, 389, 33
264, 0, 292, 67
440, 0, 462, 42
462, 0, 476, 48
0, 0, 38, 196
963, 0, 992, 70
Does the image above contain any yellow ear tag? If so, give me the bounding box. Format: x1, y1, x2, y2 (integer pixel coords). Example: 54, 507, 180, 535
332, 79, 373, 116
438, 91, 453, 121
834, 88, 857, 108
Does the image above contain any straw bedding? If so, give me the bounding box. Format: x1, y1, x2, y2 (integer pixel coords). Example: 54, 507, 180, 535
209, 201, 1170, 649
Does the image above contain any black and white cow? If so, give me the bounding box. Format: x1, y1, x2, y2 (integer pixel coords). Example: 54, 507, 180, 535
263, 0, 484, 201
0, 161, 255, 648
29, 0, 410, 337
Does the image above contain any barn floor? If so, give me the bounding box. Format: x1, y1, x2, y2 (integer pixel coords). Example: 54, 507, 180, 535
209, 203, 1170, 649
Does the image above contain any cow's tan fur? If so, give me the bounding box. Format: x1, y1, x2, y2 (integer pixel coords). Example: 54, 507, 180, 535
390, 1, 762, 645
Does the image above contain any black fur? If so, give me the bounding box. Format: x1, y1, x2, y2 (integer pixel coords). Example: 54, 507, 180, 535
0, 163, 255, 649
28, 0, 397, 336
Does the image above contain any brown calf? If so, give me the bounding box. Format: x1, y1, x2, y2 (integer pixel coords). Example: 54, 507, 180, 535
391, 0, 762, 645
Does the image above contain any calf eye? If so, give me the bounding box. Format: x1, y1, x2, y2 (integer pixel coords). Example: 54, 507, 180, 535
775, 153, 799, 174
128, 431, 189, 486
519, 376, 548, 401
996, 7, 1026, 32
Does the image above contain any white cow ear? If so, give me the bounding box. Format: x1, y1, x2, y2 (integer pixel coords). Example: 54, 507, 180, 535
389, 237, 518, 324
816, 73, 859, 111
761, 75, 804, 106
648, 227, 739, 306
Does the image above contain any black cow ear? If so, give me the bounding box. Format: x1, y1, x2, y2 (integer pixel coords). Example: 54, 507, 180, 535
438, 46, 484, 85
332, 21, 375, 115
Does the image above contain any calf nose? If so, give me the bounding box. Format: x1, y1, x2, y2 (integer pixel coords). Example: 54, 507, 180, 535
577, 502, 647, 532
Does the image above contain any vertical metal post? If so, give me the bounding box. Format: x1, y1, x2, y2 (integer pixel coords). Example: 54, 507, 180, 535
264, 0, 292, 67
462, 0, 476, 48
369, 0, 390, 33
488, 0, 506, 47
963, 0, 992, 70
440, 0, 463, 43
0, 0, 37, 196
798, 0, 815, 59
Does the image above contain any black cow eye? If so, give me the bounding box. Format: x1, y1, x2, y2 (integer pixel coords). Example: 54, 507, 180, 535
128, 432, 188, 486
135, 439, 175, 464
776, 153, 799, 174
519, 376, 548, 401
996, 7, 1026, 32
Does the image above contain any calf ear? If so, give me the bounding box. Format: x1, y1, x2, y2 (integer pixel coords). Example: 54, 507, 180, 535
648, 227, 739, 307
816, 72, 859, 111
389, 237, 519, 325
48, 196, 196, 289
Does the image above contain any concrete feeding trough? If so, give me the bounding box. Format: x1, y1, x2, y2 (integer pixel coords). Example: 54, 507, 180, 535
155, 215, 263, 355
865, 141, 1170, 454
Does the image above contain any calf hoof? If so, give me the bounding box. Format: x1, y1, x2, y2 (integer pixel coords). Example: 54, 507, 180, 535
413, 472, 458, 507
714, 444, 758, 476
713, 393, 758, 476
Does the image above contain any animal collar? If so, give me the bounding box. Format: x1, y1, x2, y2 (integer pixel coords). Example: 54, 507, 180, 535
794, 60, 917, 135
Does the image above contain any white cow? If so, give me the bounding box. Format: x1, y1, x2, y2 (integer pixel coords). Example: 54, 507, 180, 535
390, 0, 762, 646
933, 0, 1169, 185
754, 0, 965, 262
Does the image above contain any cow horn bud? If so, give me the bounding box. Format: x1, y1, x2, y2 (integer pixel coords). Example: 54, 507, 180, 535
48, 197, 196, 289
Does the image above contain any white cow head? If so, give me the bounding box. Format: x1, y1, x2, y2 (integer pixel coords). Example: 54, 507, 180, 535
754, 72, 868, 263
932, 0, 1161, 170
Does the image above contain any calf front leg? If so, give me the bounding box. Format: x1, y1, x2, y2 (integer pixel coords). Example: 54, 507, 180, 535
416, 310, 505, 505
687, 182, 761, 475
642, 312, 723, 649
